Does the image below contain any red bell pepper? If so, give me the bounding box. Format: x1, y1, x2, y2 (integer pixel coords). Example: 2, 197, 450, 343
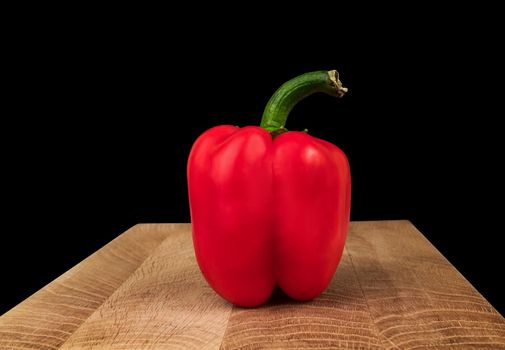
187, 70, 351, 307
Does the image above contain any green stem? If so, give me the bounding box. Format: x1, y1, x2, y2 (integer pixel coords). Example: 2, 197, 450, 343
260, 70, 348, 134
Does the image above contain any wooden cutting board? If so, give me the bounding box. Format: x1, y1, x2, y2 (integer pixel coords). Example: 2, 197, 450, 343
1, 221, 504, 349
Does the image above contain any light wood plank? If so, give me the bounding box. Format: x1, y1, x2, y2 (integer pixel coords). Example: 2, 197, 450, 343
220, 221, 505, 350
59, 224, 232, 350
347, 221, 505, 349
220, 249, 382, 350
1, 221, 503, 350
0, 224, 173, 350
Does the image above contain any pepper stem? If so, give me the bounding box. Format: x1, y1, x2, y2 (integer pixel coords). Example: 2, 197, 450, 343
260, 70, 347, 133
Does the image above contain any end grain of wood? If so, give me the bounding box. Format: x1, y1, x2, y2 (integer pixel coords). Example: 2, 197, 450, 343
1, 221, 504, 349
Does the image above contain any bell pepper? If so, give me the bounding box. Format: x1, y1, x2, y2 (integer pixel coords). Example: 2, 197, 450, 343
187, 70, 351, 307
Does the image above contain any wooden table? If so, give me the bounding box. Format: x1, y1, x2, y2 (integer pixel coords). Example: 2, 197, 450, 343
1, 221, 504, 349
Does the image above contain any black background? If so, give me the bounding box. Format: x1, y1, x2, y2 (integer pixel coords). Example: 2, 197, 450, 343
2, 11, 503, 316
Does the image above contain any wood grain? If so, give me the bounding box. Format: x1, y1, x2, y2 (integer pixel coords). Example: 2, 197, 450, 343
1, 221, 503, 350
220, 253, 382, 350
0, 224, 173, 350
59, 224, 232, 350
347, 221, 505, 350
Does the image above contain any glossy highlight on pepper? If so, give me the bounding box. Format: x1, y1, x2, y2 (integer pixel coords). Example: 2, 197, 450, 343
187, 70, 351, 307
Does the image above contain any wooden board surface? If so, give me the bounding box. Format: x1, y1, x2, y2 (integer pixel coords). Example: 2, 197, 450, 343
1, 221, 504, 349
